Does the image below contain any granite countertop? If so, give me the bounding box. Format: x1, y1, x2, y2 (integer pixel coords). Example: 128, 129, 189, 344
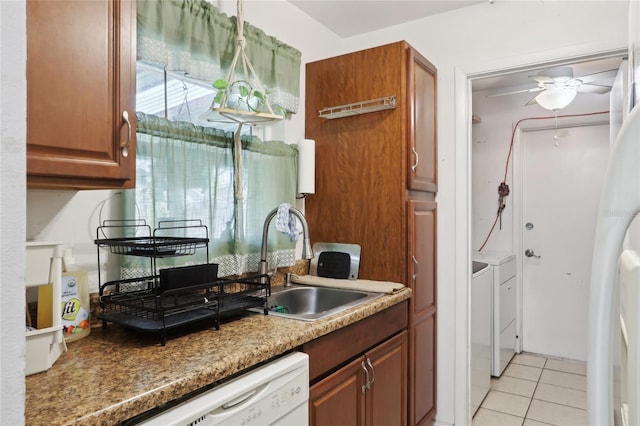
25, 287, 411, 426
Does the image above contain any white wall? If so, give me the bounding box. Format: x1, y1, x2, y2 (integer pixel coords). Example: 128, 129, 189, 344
1, 1, 27, 423
338, 2, 628, 424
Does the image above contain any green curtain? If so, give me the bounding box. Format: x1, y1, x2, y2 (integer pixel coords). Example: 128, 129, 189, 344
122, 113, 298, 278
137, 0, 301, 113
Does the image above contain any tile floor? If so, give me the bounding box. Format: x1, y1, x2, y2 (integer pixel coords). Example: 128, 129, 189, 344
472, 353, 587, 426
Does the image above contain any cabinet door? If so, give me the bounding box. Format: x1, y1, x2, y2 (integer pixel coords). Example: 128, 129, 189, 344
366, 331, 408, 426
27, 0, 136, 189
412, 314, 436, 426
407, 200, 437, 316
407, 199, 437, 426
406, 47, 437, 193
310, 356, 366, 426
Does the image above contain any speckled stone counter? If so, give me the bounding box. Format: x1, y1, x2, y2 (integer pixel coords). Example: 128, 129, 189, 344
25, 288, 411, 426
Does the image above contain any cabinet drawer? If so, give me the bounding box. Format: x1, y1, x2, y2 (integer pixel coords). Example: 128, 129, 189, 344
495, 257, 516, 285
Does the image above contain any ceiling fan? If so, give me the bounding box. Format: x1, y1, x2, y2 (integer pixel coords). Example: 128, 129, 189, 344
489, 66, 618, 110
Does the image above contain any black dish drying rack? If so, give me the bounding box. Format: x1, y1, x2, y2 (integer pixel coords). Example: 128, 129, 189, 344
95, 220, 270, 345
97, 274, 270, 345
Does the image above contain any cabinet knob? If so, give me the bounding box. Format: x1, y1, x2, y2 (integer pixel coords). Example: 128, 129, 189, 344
411, 147, 419, 173
121, 111, 131, 158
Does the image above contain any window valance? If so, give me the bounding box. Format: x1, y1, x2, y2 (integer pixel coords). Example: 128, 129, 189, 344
137, 0, 301, 113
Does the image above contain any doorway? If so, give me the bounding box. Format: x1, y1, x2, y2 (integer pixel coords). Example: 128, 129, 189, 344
463, 48, 627, 425
470, 55, 623, 359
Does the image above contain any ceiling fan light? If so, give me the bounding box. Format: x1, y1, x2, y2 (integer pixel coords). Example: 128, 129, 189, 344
535, 87, 577, 111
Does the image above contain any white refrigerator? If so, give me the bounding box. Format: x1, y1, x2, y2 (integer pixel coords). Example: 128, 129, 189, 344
588, 102, 640, 425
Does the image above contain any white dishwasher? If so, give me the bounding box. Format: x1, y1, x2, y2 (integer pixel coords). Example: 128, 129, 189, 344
135, 351, 309, 426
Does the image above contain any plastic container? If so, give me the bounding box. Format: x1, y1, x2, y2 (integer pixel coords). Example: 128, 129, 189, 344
60, 251, 91, 342
25, 241, 67, 375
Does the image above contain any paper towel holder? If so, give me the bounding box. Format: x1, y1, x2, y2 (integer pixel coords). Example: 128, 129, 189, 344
297, 138, 315, 199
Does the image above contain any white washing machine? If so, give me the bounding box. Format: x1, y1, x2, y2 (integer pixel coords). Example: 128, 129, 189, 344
473, 250, 517, 377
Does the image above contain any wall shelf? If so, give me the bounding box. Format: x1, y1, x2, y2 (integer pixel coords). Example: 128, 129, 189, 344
318, 96, 396, 119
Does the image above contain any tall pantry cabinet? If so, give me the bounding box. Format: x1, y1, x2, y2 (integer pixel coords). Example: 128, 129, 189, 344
305, 41, 437, 426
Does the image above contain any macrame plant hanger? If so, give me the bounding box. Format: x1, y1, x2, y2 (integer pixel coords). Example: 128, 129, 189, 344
200, 0, 284, 200
210, 0, 282, 125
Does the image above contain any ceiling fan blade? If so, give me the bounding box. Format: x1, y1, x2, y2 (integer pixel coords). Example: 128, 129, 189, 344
576, 69, 618, 84
531, 75, 555, 84
576, 83, 612, 94
486, 87, 543, 98
525, 94, 539, 106
531, 66, 573, 84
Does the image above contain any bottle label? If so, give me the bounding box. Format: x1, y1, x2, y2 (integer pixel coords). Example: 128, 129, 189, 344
61, 273, 90, 338
62, 298, 81, 321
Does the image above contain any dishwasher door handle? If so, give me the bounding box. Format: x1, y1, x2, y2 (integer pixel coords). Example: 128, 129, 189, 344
221, 389, 258, 410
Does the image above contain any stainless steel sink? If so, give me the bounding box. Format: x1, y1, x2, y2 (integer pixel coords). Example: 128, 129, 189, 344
253, 285, 383, 321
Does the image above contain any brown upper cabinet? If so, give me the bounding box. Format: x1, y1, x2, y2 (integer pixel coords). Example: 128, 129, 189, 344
27, 0, 136, 189
407, 48, 437, 193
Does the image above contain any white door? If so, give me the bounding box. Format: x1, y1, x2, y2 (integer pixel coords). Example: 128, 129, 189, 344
521, 124, 609, 361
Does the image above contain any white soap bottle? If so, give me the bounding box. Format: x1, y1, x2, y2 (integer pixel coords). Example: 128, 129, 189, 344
60, 249, 91, 343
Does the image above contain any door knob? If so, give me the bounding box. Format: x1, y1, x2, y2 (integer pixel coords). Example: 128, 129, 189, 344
525, 249, 541, 259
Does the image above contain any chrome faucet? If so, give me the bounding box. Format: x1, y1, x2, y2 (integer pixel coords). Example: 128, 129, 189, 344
259, 206, 313, 282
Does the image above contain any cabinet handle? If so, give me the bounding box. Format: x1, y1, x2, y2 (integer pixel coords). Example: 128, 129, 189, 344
411, 147, 419, 173
121, 110, 131, 158
412, 256, 418, 281
361, 361, 370, 393
366, 358, 375, 388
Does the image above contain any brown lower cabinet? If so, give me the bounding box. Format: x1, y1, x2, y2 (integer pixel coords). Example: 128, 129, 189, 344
309, 331, 408, 426
302, 301, 409, 426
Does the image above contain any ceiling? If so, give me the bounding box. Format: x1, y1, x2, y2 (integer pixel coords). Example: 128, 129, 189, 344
472, 56, 625, 95
286, 1, 624, 96
287, 0, 484, 38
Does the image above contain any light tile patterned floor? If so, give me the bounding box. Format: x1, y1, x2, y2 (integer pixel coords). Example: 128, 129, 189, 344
472, 353, 587, 426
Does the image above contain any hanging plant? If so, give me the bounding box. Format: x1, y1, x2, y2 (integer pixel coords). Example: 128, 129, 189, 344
212, 78, 287, 118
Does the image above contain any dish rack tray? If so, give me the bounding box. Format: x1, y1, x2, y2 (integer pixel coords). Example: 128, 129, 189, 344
98, 274, 270, 345
95, 219, 210, 258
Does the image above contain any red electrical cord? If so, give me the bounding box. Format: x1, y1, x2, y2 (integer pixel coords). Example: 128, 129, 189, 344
477, 110, 610, 252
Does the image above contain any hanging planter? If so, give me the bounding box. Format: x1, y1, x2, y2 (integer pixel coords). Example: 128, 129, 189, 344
199, 0, 285, 126
208, 78, 287, 121
215, 80, 261, 112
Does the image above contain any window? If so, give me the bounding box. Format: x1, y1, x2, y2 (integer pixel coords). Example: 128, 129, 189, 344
123, 0, 302, 278
136, 62, 253, 135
